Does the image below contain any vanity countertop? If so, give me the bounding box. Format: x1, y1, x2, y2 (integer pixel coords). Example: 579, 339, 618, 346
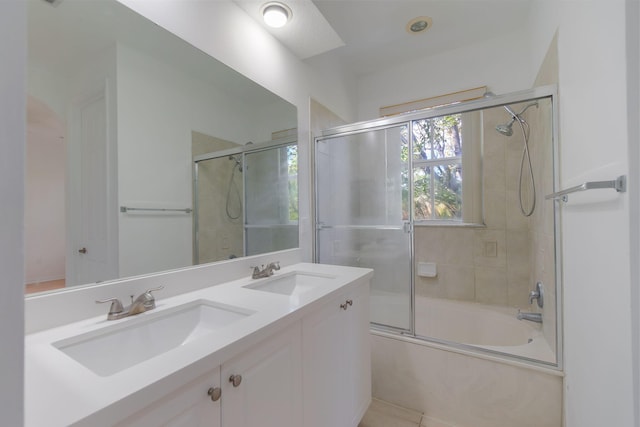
24, 262, 373, 427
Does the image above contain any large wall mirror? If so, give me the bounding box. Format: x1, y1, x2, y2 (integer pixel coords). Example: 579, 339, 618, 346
26, 0, 298, 294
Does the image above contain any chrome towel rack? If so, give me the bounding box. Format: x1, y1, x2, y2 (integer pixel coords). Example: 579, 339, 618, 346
545, 175, 627, 202
120, 206, 193, 213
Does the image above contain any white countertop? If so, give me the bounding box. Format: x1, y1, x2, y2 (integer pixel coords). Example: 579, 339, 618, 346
25, 263, 373, 427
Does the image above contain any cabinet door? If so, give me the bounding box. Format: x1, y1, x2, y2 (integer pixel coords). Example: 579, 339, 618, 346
345, 283, 372, 426
302, 292, 349, 427
221, 324, 302, 427
303, 282, 371, 427
117, 367, 221, 427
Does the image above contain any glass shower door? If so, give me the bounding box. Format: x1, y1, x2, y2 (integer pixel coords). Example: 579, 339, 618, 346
315, 125, 412, 332
244, 143, 299, 255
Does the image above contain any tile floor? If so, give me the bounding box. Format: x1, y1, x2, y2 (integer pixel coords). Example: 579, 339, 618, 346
359, 399, 457, 427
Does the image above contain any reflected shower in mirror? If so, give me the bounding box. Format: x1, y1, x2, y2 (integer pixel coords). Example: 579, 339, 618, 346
25, 0, 297, 295
193, 140, 298, 265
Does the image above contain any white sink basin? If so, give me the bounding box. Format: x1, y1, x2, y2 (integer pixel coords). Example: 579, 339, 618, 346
53, 300, 254, 376
243, 271, 335, 296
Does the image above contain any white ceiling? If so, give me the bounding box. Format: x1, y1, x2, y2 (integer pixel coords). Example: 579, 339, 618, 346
28, 0, 287, 107
241, 0, 533, 76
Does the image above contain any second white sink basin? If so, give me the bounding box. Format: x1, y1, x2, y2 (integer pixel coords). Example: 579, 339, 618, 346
243, 271, 336, 296
54, 300, 254, 376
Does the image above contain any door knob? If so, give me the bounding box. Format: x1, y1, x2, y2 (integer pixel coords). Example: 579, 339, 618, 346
229, 374, 242, 387
78, 247, 87, 254
207, 387, 221, 402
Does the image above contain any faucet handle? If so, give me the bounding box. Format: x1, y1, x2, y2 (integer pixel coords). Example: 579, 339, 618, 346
145, 285, 165, 295
96, 297, 124, 314
138, 285, 164, 309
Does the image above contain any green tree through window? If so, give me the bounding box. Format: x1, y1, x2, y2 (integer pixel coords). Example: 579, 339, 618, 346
400, 115, 463, 220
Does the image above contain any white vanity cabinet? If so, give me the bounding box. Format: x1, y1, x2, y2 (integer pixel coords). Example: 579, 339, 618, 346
117, 367, 221, 427
25, 263, 373, 427
119, 325, 301, 427
302, 281, 371, 427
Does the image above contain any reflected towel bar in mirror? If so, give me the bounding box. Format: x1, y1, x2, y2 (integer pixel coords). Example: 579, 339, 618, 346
545, 175, 627, 202
120, 206, 193, 213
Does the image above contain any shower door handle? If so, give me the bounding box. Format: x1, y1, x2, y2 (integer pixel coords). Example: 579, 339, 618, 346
403, 222, 412, 233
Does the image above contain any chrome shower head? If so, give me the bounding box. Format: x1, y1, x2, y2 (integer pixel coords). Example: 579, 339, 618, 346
496, 117, 515, 136
495, 102, 538, 137
229, 155, 243, 172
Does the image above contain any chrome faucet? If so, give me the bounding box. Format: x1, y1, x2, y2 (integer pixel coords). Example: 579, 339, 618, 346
96, 285, 164, 320
517, 309, 542, 323
251, 261, 280, 279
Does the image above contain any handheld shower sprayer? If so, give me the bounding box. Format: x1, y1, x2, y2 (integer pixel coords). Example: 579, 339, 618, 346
494, 100, 539, 217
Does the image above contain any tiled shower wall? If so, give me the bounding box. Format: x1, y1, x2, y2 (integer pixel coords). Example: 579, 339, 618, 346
192, 131, 244, 263
415, 99, 554, 310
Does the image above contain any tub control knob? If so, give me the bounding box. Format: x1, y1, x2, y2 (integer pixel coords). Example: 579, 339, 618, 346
207, 387, 221, 402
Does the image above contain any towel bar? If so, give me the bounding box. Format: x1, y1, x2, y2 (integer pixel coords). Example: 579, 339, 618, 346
545, 175, 626, 202
120, 206, 193, 213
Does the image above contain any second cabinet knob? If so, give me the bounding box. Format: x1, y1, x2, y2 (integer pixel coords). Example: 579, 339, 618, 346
207, 387, 221, 402
229, 374, 242, 387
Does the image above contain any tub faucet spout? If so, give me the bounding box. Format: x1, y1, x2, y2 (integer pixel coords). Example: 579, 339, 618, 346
517, 309, 542, 323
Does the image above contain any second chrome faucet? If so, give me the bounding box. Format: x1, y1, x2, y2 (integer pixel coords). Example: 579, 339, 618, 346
251, 262, 280, 279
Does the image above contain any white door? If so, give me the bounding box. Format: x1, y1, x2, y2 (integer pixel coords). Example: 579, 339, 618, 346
68, 85, 118, 285
221, 325, 302, 427
315, 125, 413, 332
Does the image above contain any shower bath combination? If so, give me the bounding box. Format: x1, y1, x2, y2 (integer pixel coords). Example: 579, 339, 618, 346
495, 101, 539, 217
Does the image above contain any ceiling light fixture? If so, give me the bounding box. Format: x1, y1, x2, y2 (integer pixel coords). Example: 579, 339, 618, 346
262, 2, 292, 28
406, 16, 432, 34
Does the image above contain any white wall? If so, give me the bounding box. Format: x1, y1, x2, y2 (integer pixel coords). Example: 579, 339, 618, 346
0, 0, 25, 424
355, 29, 533, 121
626, 2, 640, 425
558, 2, 634, 426
529, 1, 636, 426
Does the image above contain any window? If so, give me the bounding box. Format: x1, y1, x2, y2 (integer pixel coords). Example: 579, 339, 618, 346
401, 112, 482, 224
286, 144, 298, 221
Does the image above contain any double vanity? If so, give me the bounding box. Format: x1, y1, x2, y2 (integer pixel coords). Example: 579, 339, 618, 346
25, 258, 373, 427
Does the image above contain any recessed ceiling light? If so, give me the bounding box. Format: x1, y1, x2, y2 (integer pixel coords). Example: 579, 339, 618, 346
261, 2, 292, 28
406, 16, 432, 34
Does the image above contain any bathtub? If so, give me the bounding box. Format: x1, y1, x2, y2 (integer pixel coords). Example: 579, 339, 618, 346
369, 292, 563, 427
414, 295, 555, 363
371, 292, 555, 363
